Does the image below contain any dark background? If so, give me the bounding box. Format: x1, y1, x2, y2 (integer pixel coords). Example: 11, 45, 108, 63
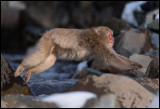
1, 1, 159, 54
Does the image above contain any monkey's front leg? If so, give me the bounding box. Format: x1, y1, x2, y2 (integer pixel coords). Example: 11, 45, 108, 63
116, 54, 143, 70
23, 54, 57, 84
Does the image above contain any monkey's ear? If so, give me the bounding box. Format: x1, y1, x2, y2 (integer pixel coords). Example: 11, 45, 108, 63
94, 27, 101, 35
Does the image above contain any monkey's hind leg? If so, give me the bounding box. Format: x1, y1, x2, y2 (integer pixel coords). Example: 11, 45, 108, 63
23, 54, 57, 84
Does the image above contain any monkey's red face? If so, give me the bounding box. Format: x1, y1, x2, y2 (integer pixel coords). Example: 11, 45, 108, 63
107, 32, 114, 43
107, 32, 114, 47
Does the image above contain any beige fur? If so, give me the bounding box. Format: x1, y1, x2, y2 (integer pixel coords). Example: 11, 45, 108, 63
14, 26, 142, 83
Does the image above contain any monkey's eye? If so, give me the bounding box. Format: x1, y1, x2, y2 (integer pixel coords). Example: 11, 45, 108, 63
107, 32, 112, 37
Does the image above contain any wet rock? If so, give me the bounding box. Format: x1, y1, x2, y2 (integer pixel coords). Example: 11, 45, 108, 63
129, 54, 152, 76
151, 33, 159, 50
145, 56, 159, 78
65, 74, 154, 108
106, 17, 131, 36
114, 29, 152, 57
1, 94, 58, 108
27, 79, 78, 96
1, 54, 32, 96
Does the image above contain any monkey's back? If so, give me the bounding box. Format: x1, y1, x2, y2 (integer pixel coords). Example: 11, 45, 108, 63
43, 28, 92, 60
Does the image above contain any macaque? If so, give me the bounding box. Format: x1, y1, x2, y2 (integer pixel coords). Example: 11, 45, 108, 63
14, 26, 142, 84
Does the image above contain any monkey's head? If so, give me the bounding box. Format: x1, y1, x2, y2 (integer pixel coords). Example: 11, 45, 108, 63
94, 26, 114, 47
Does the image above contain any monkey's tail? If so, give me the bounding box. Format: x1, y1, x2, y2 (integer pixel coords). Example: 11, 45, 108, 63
21, 35, 54, 69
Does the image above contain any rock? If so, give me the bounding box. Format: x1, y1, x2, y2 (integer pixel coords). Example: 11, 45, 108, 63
147, 19, 159, 32
106, 17, 131, 36
145, 56, 159, 78
1, 100, 8, 108
151, 33, 159, 49
145, 50, 159, 58
145, 9, 159, 27
1, 94, 58, 108
121, 1, 159, 27
1, 54, 32, 96
114, 28, 152, 57
133, 77, 159, 94
133, 10, 146, 27
73, 68, 102, 79
65, 74, 154, 108
85, 94, 122, 108
129, 54, 152, 76
27, 79, 78, 96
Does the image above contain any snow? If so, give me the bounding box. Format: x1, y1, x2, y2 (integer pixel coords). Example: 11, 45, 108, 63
40, 91, 97, 108
76, 61, 88, 72
121, 1, 146, 27
148, 94, 159, 108
155, 13, 159, 19
71, 60, 88, 78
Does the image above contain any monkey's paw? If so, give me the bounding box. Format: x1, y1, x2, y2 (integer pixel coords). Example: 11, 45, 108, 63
131, 63, 143, 70
23, 72, 31, 84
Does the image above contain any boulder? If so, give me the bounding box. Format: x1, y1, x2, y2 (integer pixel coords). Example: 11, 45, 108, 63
145, 56, 159, 78
84, 93, 122, 108
147, 19, 159, 32
27, 79, 78, 96
1, 54, 32, 96
114, 29, 152, 57
1, 94, 58, 108
151, 33, 159, 50
65, 74, 154, 108
145, 9, 159, 32
129, 54, 152, 76
133, 77, 159, 94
